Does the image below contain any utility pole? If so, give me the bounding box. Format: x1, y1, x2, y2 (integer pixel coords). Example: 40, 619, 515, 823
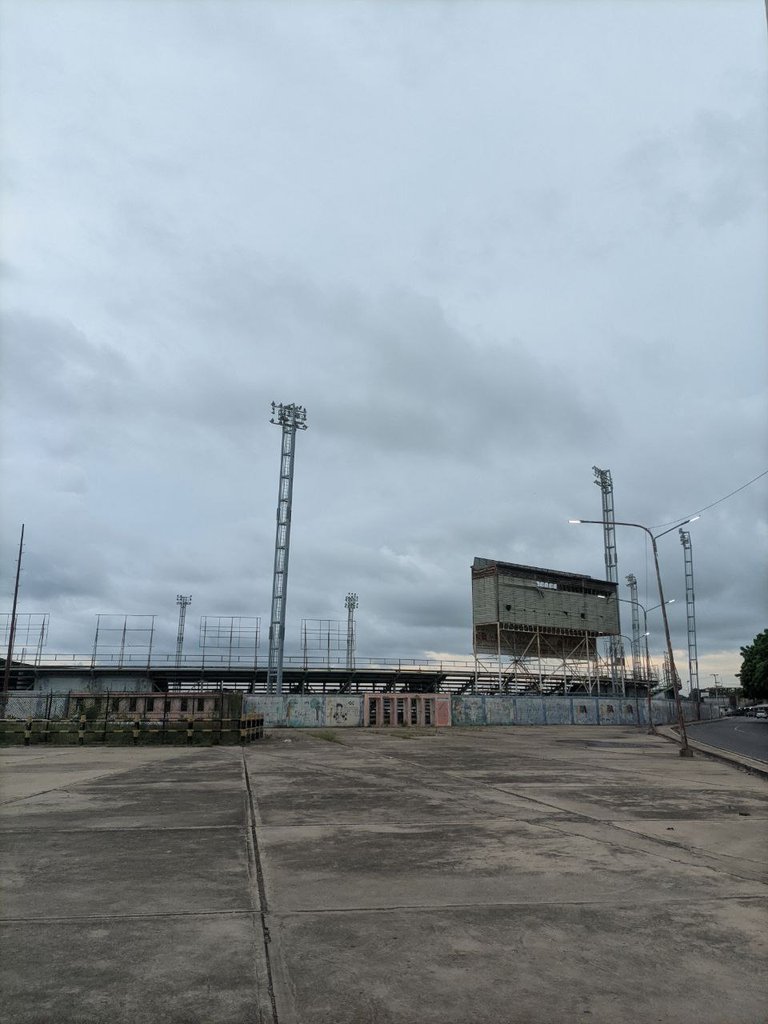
267, 402, 308, 695
175, 595, 192, 671
2, 524, 25, 708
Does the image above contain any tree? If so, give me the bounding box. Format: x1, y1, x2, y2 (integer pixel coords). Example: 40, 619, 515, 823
736, 629, 768, 702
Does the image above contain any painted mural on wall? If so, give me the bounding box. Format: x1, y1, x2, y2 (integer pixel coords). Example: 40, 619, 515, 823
244, 695, 363, 727
245, 693, 717, 728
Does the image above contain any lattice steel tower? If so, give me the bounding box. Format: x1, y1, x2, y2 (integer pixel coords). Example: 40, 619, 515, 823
679, 529, 699, 696
267, 402, 308, 694
593, 466, 624, 689
625, 574, 642, 683
175, 594, 192, 668
345, 592, 358, 672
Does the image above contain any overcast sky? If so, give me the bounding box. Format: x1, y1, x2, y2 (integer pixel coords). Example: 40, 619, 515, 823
1, 0, 766, 686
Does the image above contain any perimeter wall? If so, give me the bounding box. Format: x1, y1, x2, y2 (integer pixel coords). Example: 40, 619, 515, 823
242, 694, 718, 728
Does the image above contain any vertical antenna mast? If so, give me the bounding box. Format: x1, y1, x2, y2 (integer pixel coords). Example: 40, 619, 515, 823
345, 592, 358, 672
2, 523, 24, 703
176, 595, 192, 669
679, 529, 699, 697
625, 573, 642, 683
267, 402, 308, 695
593, 467, 624, 690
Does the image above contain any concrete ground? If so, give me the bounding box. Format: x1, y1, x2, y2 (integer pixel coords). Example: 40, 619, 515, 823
1, 727, 766, 1024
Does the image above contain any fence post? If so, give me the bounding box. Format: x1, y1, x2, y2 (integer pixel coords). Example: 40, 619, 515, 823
44, 692, 53, 743
102, 691, 110, 744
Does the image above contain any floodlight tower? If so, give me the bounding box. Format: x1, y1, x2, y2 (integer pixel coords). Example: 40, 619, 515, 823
345, 592, 358, 671
679, 529, 699, 697
625, 574, 642, 683
175, 594, 192, 669
267, 402, 308, 694
593, 467, 624, 690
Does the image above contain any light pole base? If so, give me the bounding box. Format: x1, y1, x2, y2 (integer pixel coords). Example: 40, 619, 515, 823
679, 746, 694, 758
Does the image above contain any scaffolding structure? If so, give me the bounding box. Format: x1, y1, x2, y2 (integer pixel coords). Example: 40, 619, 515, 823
593, 466, 625, 690
267, 402, 308, 695
90, 615, 156, 668
199, 616, 260, 669
679, 529, 699, 697
0, 612, 49, 666
472, 558, 620, 694
301, 619, 345, 669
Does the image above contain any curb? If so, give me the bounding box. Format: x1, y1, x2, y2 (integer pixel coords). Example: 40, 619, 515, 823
656, 724, 768, 779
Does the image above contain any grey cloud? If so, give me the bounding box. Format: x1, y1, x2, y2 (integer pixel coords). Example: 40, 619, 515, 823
1, 1, 765, 682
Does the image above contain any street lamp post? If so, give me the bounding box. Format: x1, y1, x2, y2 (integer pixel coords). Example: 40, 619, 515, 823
618, 595, 676, 734
569, 516, 699, 756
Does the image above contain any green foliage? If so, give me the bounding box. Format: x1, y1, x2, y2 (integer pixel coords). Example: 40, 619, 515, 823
737, 629, 768, 702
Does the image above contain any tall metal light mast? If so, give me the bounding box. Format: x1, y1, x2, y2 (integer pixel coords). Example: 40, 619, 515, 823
625, 573, 642, 683
679, 529, 699, 697
267, 402, 308, 695
2, 523, 24, 705
593, 467, 624, 690
175, 594, 192, 669
345, 592, 358, 672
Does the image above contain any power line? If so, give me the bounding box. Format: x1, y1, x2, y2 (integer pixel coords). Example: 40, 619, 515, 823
651, 468, 768, 529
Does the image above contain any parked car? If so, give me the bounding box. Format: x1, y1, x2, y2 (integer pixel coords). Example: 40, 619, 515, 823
723, 707, 746, 717
755, 707, 768, 720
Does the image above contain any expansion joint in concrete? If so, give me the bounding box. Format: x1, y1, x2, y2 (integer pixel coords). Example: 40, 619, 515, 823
242, 751, 280, 1024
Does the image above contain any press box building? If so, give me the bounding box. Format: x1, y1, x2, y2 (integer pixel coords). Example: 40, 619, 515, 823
471, 557, 620, 691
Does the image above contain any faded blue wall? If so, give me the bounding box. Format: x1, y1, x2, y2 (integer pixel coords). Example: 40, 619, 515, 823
234, 694, 716, 728
451, 696, 717, 727
24, 673, 149, 694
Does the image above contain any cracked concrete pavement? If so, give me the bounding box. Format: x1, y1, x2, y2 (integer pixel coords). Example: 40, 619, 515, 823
1, 726, 766, 1023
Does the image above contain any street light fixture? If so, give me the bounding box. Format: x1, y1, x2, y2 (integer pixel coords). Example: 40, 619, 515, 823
569, 516, 700, 756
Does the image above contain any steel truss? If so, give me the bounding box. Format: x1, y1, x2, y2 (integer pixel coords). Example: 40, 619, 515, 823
679, 529, 699, 697
267, 402, 308, 694
593, 466, 625, 691
473, 625, 615, 695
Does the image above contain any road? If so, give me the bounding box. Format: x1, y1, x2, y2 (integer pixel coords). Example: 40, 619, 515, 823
688, 716, 768, 762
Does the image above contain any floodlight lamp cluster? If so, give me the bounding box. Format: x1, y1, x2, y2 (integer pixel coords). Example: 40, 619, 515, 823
345, 593, 359, 610
176, 594, 192, 606
270, 402, 308, 429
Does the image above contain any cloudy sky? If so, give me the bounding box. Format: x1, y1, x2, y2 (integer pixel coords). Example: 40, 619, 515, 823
1, 0, 766, 686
